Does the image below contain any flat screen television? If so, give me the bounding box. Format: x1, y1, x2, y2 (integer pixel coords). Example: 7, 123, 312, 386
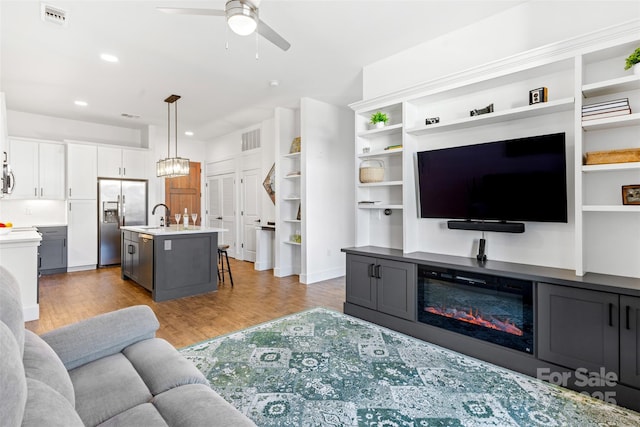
417, 133, 567, 224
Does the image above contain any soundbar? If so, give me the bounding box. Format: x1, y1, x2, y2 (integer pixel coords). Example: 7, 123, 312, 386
447, 220, 525, 233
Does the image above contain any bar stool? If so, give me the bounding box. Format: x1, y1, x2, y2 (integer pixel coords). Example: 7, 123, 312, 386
217, 244, 234, 287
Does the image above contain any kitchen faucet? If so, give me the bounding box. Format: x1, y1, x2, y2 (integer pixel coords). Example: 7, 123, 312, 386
151, 203, 171, 227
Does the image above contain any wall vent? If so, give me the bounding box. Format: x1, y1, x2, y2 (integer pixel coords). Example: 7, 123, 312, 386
41, 4, 68, 26
241, 129, 261, 152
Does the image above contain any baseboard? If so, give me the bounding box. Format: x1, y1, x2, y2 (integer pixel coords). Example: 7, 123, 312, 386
67, 265, 96, 272
301, 266, 345, 284
23, 304, 39, 322
254, 261, 273, 271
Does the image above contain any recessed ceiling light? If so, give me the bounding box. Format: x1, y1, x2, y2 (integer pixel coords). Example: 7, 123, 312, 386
100, 53, 119, 63
74, 100, 88, 107
269, 80, 279, 87
184, 131, 194, 136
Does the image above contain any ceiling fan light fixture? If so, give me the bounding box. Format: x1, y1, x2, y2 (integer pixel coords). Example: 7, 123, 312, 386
226, 0, 257, 36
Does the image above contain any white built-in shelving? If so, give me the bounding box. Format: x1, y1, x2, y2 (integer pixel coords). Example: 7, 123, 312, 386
350, 21, 640, 279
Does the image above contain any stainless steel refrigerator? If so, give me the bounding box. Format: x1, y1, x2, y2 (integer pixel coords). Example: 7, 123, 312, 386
98, 179, 148, 266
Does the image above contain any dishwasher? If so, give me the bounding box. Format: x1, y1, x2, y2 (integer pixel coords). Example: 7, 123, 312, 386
138, 233, 154, 292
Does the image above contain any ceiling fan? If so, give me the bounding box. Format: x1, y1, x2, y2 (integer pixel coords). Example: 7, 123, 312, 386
158, 0, 291, 51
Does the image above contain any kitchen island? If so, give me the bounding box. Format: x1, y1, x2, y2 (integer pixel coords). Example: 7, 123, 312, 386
120, 225, 225, 302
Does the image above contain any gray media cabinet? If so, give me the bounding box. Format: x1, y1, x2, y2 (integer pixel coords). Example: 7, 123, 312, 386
342, 246, 640, 412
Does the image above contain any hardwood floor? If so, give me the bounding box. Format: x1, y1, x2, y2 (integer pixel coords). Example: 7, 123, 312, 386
25, 258, 346, 348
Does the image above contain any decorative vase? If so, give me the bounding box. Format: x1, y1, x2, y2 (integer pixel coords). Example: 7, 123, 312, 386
375, 122, 386, 129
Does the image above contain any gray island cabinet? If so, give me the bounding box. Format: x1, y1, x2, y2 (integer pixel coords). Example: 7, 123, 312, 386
121, 225, 224, 301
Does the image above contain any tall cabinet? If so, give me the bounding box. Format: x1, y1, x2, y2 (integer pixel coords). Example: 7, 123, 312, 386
349, 22, 639, 281
274, 98, 354, 284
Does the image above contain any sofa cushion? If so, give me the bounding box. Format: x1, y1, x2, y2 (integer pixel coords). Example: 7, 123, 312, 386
97, 403, 169, 427
41, 305, 159, 370
152, 384, 257, 426
123, 338, 208, 395
70, 353, 152, 427
22, 378, 83, 427
23, 329, 75, 407
0, 267, 25, 354
0, 322, 27, 427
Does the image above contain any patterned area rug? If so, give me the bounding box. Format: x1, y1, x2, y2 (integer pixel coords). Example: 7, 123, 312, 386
180, 308, 640, 426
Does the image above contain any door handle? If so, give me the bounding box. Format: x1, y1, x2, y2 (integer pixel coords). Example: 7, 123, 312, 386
128, 244, 135, 255
626, 305, 631, 330
374, 264, 381, 279
216, 217, 223, 220
608, 303, 613, 327
368, 264, 374, 278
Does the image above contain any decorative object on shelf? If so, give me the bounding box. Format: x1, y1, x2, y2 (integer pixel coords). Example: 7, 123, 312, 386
296, 204, 301, 220
384, 144, 402, 150
289, 136, 301, 153
425, 116, 440, 125
370, 111, 389, 129
286, 171, 301, 177
384, 208, 392, 215
359, 159, 384, 183
582, 98, 631, 121
362, 147, 370, 154
624, 47, 640, 75
290, 230, 301, 243
529, 87, 548, 105
470, 103, 494, 117
622, 185, 640, 205
584, 148, 640, 165
262, 163, 275, 204
156, 94, 190, 178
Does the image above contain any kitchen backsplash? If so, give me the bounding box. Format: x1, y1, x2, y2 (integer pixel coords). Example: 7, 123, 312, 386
0, 199, 67, 227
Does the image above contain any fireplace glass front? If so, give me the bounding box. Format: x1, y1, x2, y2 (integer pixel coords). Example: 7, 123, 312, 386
417, 266, 534, 354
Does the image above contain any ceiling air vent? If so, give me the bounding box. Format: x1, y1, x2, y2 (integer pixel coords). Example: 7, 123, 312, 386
41, 4, 68, 26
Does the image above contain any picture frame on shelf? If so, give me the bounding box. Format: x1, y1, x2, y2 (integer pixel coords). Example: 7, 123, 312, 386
622, 184, 640, 205
296, 204, 301, 220
289, 137, 301, 153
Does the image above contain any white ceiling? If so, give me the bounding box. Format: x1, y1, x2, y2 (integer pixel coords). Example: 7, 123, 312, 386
1, 0, 524, 141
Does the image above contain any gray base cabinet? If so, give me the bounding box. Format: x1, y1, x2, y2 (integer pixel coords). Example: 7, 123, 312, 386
38, 226, 67, 275
122, 231, 140, 284
621, 296, 640, 389
346, 254, 416, 321
538, 283, 619, 374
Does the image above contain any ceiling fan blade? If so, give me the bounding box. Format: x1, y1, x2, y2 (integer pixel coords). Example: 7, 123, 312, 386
157, 7, 225, 17
257, 20, 291, 51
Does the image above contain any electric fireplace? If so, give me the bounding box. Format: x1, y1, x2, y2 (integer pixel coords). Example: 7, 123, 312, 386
417, 266, 534, 354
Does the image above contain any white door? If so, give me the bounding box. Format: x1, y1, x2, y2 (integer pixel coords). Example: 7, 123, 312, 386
68, 200, 98, 269
207, 173, 236, 256
240, 168, 260, 262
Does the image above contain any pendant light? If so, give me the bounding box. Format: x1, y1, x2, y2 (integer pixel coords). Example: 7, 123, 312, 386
156, 94, 190, 178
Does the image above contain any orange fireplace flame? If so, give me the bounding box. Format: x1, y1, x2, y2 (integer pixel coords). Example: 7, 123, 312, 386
425, 306, 523, 336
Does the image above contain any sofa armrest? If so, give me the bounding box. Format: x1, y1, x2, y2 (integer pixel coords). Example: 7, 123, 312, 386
40, 305, 160, 371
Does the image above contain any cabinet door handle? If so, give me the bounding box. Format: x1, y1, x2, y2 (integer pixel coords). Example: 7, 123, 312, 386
69, 188, 72, 197
368, 264, 374, 278
374, 264, 381, 279
119, 167, 122, 176
608, 303, 613, 327
34, 187, 38, 197
626, 305, 631, 330
40, 188, 43, 197
128, 244, 135, 255
123, 167, 126, 176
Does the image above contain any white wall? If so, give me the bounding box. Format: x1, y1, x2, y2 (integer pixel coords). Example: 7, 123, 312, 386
364, 1, 640, 99
7, 110, 144, 147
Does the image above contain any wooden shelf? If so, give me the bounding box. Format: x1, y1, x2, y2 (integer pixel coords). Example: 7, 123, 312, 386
582, 162, 640, 172
583, 205, 640, 213
582, 75, 640, 98
582, 113, 640, 131
406, 98, 575, 135
357, 123, 403, 138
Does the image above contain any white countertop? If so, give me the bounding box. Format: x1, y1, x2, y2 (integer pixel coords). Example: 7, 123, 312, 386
0, 228, 42, 244
121, 225, 226, 236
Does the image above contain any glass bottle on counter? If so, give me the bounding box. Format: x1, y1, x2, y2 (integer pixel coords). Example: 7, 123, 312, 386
183, 208, 189, 228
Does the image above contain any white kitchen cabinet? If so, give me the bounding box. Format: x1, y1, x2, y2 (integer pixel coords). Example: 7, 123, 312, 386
9, 138, 65, 199
67, 199, 97, 270
98, 146, 147, 179
67, 143, 97, 199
